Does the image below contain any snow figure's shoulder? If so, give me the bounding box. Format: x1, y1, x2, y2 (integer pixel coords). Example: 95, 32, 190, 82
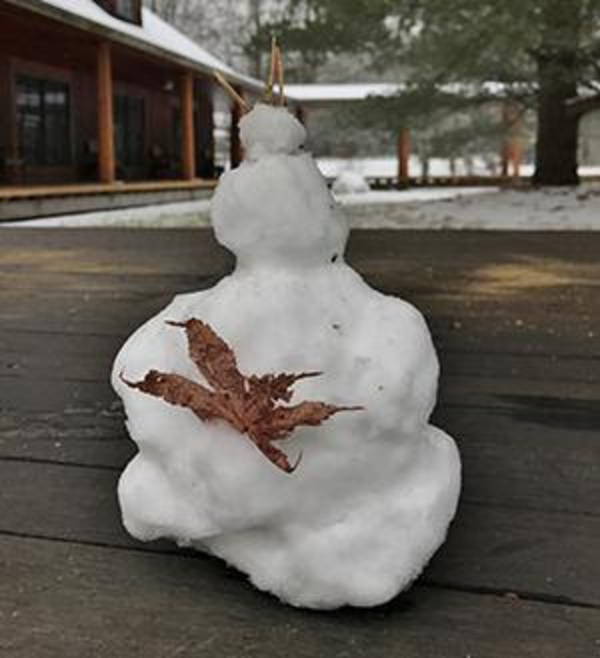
110, 288, 213, 392
240, 103, 306, 160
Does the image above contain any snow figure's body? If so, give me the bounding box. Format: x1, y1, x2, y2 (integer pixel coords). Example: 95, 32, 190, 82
112, 104, 461, 610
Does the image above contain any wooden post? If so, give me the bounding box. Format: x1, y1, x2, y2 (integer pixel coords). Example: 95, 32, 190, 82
501, 100, 523, 179
180, 70, 196, 180
397, 128, 410, 186
230, 88, 244, 169
97, 41, 115, 184
511, 139, 522, 178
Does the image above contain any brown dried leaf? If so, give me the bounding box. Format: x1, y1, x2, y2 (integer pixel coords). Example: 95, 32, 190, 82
120, 370, 219, 421
251, 402, 362, 443
247, 371, 321, 403
167, 319, 245, 394
122, 319, 362, 473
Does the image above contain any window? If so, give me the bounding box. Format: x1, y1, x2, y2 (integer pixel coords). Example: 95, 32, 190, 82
16, 75, 71, 166
171, 106, 181, 162
114, 95, 145, 170
93, 0, 141, 24
115, 0, 135, 20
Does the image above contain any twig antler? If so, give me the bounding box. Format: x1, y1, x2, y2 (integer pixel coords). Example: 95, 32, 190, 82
265, 36, 285, 106
275, 43, 285, 106
213, 71, 249, 114
265, 35, 277, 103
214, 38, 286, 113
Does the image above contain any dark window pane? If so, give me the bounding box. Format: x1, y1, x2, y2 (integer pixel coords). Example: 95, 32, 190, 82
172, 106, 181, 161
17, 77, 43, 165
115, 0, 136, 21
114, 94, 145, 172
44, 82, 70, 165
16, 75, 70, 166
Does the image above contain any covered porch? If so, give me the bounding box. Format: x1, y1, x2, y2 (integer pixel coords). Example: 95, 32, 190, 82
0, 0, 254, 199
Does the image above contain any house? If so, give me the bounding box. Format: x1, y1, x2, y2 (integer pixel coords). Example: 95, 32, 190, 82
0, 0, 263, 212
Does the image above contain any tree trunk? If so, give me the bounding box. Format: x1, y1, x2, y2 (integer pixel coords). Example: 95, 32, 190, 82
533, 55, 580, 186
533, 0, 582, 186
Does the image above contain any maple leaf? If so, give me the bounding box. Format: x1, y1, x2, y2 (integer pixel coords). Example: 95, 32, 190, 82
121, 319, 362, 474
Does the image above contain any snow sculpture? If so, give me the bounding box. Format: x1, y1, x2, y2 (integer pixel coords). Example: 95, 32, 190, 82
112, 98, 461, 610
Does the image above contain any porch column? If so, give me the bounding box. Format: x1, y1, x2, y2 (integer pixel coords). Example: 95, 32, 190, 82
501, 100, 523, 178
97, 41, 115, 184
180, 70, 196, 180
397, 127, 410, 186
230, 87, 244, 169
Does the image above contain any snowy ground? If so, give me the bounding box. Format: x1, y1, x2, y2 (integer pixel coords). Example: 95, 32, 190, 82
317, 156, 600, 179
343, 184, 600, 230
7, 184, 600, 231
319, 155, 494, 178
6, 199, 212, 229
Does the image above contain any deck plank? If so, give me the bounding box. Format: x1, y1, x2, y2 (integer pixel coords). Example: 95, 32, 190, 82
0, 179, 216, 201
2, 534, 598, 658
2, 329, 599, 382
1, 402, 598, 516
0, 459, 598, 607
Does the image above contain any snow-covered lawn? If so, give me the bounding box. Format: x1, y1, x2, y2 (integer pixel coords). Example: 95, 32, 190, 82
343, 184, 600, 230
7, 199, 212, 228
317, 156, 600, 179
7, 184, 600, 230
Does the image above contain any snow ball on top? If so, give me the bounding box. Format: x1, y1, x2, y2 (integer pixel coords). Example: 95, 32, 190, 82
240, 103, 306, 159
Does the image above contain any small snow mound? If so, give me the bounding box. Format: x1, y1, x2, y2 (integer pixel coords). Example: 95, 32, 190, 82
332, 171, 371, 195
240, 103, 306, 159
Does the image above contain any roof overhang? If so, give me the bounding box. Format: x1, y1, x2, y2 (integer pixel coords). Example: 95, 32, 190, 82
2, 0, 264, 94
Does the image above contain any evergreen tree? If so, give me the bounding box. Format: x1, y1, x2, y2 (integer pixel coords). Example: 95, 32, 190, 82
252, 0, 600, 185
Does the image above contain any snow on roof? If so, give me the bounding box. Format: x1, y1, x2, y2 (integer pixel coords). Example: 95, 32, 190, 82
4, 0, 263, 93
285, 81, 528, 105
286, 83, 403, 104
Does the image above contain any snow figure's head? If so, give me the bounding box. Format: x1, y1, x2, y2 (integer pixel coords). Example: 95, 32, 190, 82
240, 103, 306, 159
211, 103, 349, 268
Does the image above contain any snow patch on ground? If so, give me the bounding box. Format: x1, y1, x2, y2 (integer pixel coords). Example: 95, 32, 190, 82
8, 184, 600, 231
317, 156, 600, 179
7, 199, 212, 228
338, 187, 492, 206
343, 185, 600, 230
331, 171, 371, 195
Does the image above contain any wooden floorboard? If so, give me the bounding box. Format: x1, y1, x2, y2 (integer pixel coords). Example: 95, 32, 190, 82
2, 328, 599, 382
1, 458, 598, 606
2, 535, 597, 658
0, 228, 598, 655
1, 402, 598, 515
0, 179, 216, 201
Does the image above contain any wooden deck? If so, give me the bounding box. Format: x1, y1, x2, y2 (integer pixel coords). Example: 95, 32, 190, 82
0, 228, 598, 657
0, 179, 216, 202
0, 180, 218, 222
